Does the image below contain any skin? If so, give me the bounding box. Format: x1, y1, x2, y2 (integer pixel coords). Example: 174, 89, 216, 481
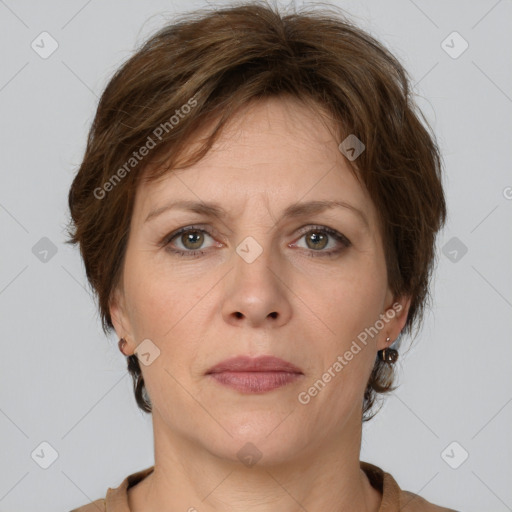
110, 95, 411, 512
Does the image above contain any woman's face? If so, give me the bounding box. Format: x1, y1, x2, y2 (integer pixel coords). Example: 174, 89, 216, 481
111, 96, 409, 464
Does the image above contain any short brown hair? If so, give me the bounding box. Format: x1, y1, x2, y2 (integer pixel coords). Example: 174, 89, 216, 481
66, 1, 447, 421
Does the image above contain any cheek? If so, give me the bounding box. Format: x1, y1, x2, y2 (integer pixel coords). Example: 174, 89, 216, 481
322, 260, 387, 332
123, 247, 195, 332
125, 266, 211, 378
123, 268, 179, 342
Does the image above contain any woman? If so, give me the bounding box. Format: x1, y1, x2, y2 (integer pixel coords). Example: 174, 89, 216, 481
67, 2, 457, 511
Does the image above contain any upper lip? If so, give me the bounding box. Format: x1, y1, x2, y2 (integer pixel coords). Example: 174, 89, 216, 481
206, 355, 303, 375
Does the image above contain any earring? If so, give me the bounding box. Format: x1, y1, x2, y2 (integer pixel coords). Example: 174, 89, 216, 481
378, 337, 398, 363
118, 337, 128, 356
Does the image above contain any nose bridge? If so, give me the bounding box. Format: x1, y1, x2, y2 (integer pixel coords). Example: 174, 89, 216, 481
226, 197, 286, 285
231, 234, 275, 291
231, 198, 279, 264
219, 200, 294, 327
237, 230, 270, 261
222, 229, 287, 322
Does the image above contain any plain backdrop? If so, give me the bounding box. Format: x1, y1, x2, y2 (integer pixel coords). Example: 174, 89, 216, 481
1, 1, 511, 511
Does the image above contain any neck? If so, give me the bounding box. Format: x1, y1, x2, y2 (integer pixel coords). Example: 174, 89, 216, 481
129, 408, 381, 512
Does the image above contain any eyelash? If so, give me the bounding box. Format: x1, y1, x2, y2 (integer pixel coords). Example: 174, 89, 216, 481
161, 224, 351, 258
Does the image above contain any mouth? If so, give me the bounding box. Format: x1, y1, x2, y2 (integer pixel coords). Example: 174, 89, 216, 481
205, 355, 304, 393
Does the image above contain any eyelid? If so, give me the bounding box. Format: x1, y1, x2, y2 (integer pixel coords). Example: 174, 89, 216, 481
162, 223, 350, 241
293, 224, 351, 247
161, 223, 351, 256
161, 224, 223, 246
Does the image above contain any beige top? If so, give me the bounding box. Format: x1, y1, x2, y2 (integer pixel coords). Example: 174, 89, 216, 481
70, 461, 459, 511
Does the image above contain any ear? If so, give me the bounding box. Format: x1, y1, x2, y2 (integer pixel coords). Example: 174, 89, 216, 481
377, 293, 412, 351
109, 286, 134, 353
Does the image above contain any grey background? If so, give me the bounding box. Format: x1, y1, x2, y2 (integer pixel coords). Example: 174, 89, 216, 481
1, 0, 511, 511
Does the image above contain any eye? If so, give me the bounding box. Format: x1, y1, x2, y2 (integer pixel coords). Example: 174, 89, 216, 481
162, 224, 351, 258
163, 225, 218, 257
291, 225, 351, 257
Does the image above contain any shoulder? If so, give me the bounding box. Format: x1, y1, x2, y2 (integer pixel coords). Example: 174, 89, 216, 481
69, 498, 106, 511
400, 490, 460, 511
68, 466, 154, 512
360, 460, 459, 512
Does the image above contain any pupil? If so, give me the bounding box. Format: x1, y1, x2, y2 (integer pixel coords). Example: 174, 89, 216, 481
308, 232, 327, 249
184, 231, 203, 249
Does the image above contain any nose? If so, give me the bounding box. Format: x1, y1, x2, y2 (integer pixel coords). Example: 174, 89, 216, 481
221, 238, 292, 328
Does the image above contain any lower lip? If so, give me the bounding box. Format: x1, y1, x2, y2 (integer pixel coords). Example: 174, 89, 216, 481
208, 371, 303, 393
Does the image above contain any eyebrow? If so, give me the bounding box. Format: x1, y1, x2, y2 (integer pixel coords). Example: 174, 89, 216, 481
145, 199, 369, 228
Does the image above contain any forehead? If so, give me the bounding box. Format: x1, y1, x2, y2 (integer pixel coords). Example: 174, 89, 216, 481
133, 96, 374, 227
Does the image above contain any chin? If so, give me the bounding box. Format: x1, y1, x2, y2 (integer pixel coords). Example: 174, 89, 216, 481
203, 417, 312, 468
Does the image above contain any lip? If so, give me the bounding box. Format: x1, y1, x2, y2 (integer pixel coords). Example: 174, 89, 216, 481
206, 355, 303, 375
206, 355, 304, 393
